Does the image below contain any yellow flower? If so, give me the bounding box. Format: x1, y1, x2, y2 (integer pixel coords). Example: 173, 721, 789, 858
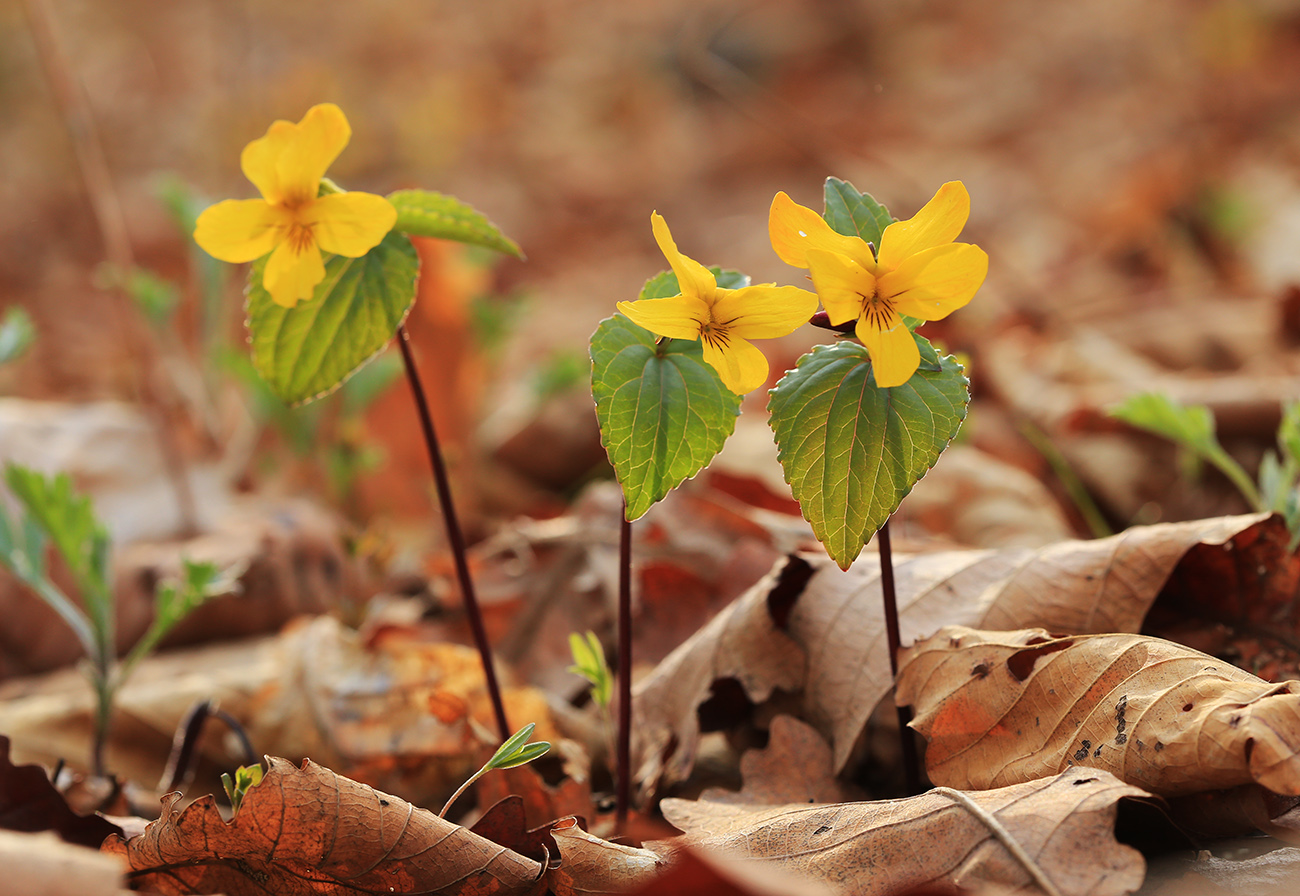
194, 103, 397, 308
617, 213, 818, 394
769, 182, 988, 388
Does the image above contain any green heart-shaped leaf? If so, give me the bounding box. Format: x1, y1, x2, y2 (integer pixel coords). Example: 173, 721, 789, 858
768, 340, 969, 569
247, 230, 419, 406
823, 177, 893, 253
388, 189, 522, 258
590, 314, 741, 522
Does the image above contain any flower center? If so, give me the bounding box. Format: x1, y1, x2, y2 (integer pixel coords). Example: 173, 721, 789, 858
284, 219, 316, 256
861, 289, 897, 329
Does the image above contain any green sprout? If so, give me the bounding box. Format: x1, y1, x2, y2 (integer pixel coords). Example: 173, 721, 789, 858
568, 630, 613, 710
0, 306, 36, 365
1112, 394, 1300, 545
221, 763, 264, 815
438, 723, 551, 819
0, 464, 230, 776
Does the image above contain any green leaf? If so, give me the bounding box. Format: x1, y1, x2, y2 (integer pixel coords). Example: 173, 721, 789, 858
388, 189, 523, 259
485, 722, 551, 770
823, 177, 893, 252
1110, 393, 1261, 509
122, 558, 230, 678
247, 230, 419, 406
1279, 401, 1300, 466
0, 307, 35, 365
768, 342, 969, 569
590, 314, 741, 521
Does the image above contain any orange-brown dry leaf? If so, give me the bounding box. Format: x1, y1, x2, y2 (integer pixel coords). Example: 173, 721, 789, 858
662, 767, 1147, 896
103, 756, 545, 896
546, 817, 665, 896
898, 626, 1300, 797
699, 716, 849, 806
632, 557, 806, 798
790, 513, 1276, 770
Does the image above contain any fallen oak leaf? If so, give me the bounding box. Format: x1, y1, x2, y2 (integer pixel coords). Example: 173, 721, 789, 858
102, 756, 546, 895
547, 816, 665, 896
897, 626, 1300, 798
662, 766, 1147, 896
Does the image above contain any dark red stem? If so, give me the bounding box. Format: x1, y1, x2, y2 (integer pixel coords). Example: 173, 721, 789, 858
397, 324, 510, 741
616, 507, 633, 831
878, 519, 920, 794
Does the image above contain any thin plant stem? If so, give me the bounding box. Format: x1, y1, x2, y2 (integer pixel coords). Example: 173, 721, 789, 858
616, 506, 633, 832
878, 520, 920, 794
396, 324, 510, 741
22, 0, 199, 537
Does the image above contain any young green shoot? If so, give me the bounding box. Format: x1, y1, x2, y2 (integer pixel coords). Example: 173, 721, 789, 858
0, 463, 228, 776
439, 723, 551, 819
221, 763, 264, 815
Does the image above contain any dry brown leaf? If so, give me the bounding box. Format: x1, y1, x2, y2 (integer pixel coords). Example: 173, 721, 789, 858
625, 845, 839, 896
898, 626, 1300, 798
103, 756, 546, 895
791, 513, 1277, 770
547, 816, 665, 896
0, 734, 121, 848
699, 716, 849, 806
632, 557, 807, 798
662, 766, 1147, 896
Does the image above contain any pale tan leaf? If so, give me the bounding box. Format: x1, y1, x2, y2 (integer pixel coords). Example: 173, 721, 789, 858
662, 767, 1147, 896
102, 756, 546, 895
898, 626, 1300, 797
547, 816, 665, 895
790, 513, 1276, 770
0, 830, 127, 896
631, 558, 806, 798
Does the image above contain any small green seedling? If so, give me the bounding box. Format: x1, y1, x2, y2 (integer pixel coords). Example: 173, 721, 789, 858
0, 463, 230, 775
221, 763, 264, 815
439, 723, 551, 819
1112, 394, 1300, 544
567, 630, 613, 710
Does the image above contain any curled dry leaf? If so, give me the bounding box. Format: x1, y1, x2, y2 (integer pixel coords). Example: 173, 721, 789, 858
662, 766, 1147, 896
547, 816, 665, 896
103, 756, 545, 896
897, 626, 1300, 797
0, 735, 121, 848
632, 557, 807, 798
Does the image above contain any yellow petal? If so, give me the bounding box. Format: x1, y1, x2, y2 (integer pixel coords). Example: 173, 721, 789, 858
650, 213, 715, 300
307, 192, 397, 257
769, 192, 874, 269
806, 249, 875, 327
714, 285, 818, 339
878, 243, 988, 321
263, 237, 326, 308
276, 103, 351, 203
241, 120, 297, 203
616, 295, 709, 341
876, 181, 970, 272
856, 307, 921, 389
193, 198, 288, 263
701, 333, 769, 394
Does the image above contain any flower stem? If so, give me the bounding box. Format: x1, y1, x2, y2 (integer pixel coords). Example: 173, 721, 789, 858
616, 506, 633, 832
396, 324, 510, 741
878, 519, 920, 794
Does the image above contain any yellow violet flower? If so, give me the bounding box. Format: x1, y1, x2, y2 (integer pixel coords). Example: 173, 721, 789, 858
768, 182, 988, 388
617, 213, 818, 395
194, 103, 397, 308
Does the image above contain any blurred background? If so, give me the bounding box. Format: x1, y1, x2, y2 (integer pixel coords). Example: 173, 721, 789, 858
2, 0, 1300, 554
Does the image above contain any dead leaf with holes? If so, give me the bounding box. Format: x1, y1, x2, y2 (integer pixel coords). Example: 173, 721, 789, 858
102, 756, 546, 895
662, 766, 1147, 896
699, 716, 850, 806
897, 626, 1300, 799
